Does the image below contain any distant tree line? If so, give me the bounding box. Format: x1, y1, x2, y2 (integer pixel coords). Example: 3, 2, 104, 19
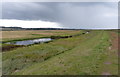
1, 26, 81, 31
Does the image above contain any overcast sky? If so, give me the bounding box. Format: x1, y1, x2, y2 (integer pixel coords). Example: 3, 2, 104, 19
0, 2, 118, 29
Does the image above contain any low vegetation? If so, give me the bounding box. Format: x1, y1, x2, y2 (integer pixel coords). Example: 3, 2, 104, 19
2, 30, 83, 42
2, 30, 118, 75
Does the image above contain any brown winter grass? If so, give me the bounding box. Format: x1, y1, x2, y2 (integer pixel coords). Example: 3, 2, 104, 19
2, 30, 81, 42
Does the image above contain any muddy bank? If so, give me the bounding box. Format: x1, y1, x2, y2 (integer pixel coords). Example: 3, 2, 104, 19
1, 44, 24, 52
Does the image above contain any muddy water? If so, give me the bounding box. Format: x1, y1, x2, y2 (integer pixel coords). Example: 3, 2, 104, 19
6, 38, 53, 45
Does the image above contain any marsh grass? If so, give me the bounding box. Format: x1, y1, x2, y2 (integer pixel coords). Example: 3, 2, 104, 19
2, 30, 83, 42
2, 30, 95, 74
2, 30, 118, 75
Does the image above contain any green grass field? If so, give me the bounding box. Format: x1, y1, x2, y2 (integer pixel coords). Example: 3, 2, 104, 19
2, 30, 118, 75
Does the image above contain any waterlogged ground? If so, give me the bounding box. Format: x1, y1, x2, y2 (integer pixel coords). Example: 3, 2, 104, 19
2, 30, 118, 75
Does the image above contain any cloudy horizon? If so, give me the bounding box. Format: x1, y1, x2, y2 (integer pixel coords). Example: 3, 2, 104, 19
0, 2, 118, 29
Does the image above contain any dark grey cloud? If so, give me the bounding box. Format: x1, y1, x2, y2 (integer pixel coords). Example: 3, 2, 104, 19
2, 2, 118, 29
2, 2, 63, 21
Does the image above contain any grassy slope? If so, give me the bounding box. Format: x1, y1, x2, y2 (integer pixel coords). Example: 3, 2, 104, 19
3, 30, 118, 75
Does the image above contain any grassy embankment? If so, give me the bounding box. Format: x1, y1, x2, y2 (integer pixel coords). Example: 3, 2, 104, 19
2, 30, 118, 75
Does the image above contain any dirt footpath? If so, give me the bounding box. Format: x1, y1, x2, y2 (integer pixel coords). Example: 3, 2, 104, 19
110, 32, 119, 51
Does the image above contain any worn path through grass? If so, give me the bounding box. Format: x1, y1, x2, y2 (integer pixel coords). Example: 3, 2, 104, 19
12, 31, 118, 75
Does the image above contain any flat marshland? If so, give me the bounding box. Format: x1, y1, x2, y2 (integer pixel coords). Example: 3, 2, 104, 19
1, 30, 118, 75
2, 30, 81, 42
